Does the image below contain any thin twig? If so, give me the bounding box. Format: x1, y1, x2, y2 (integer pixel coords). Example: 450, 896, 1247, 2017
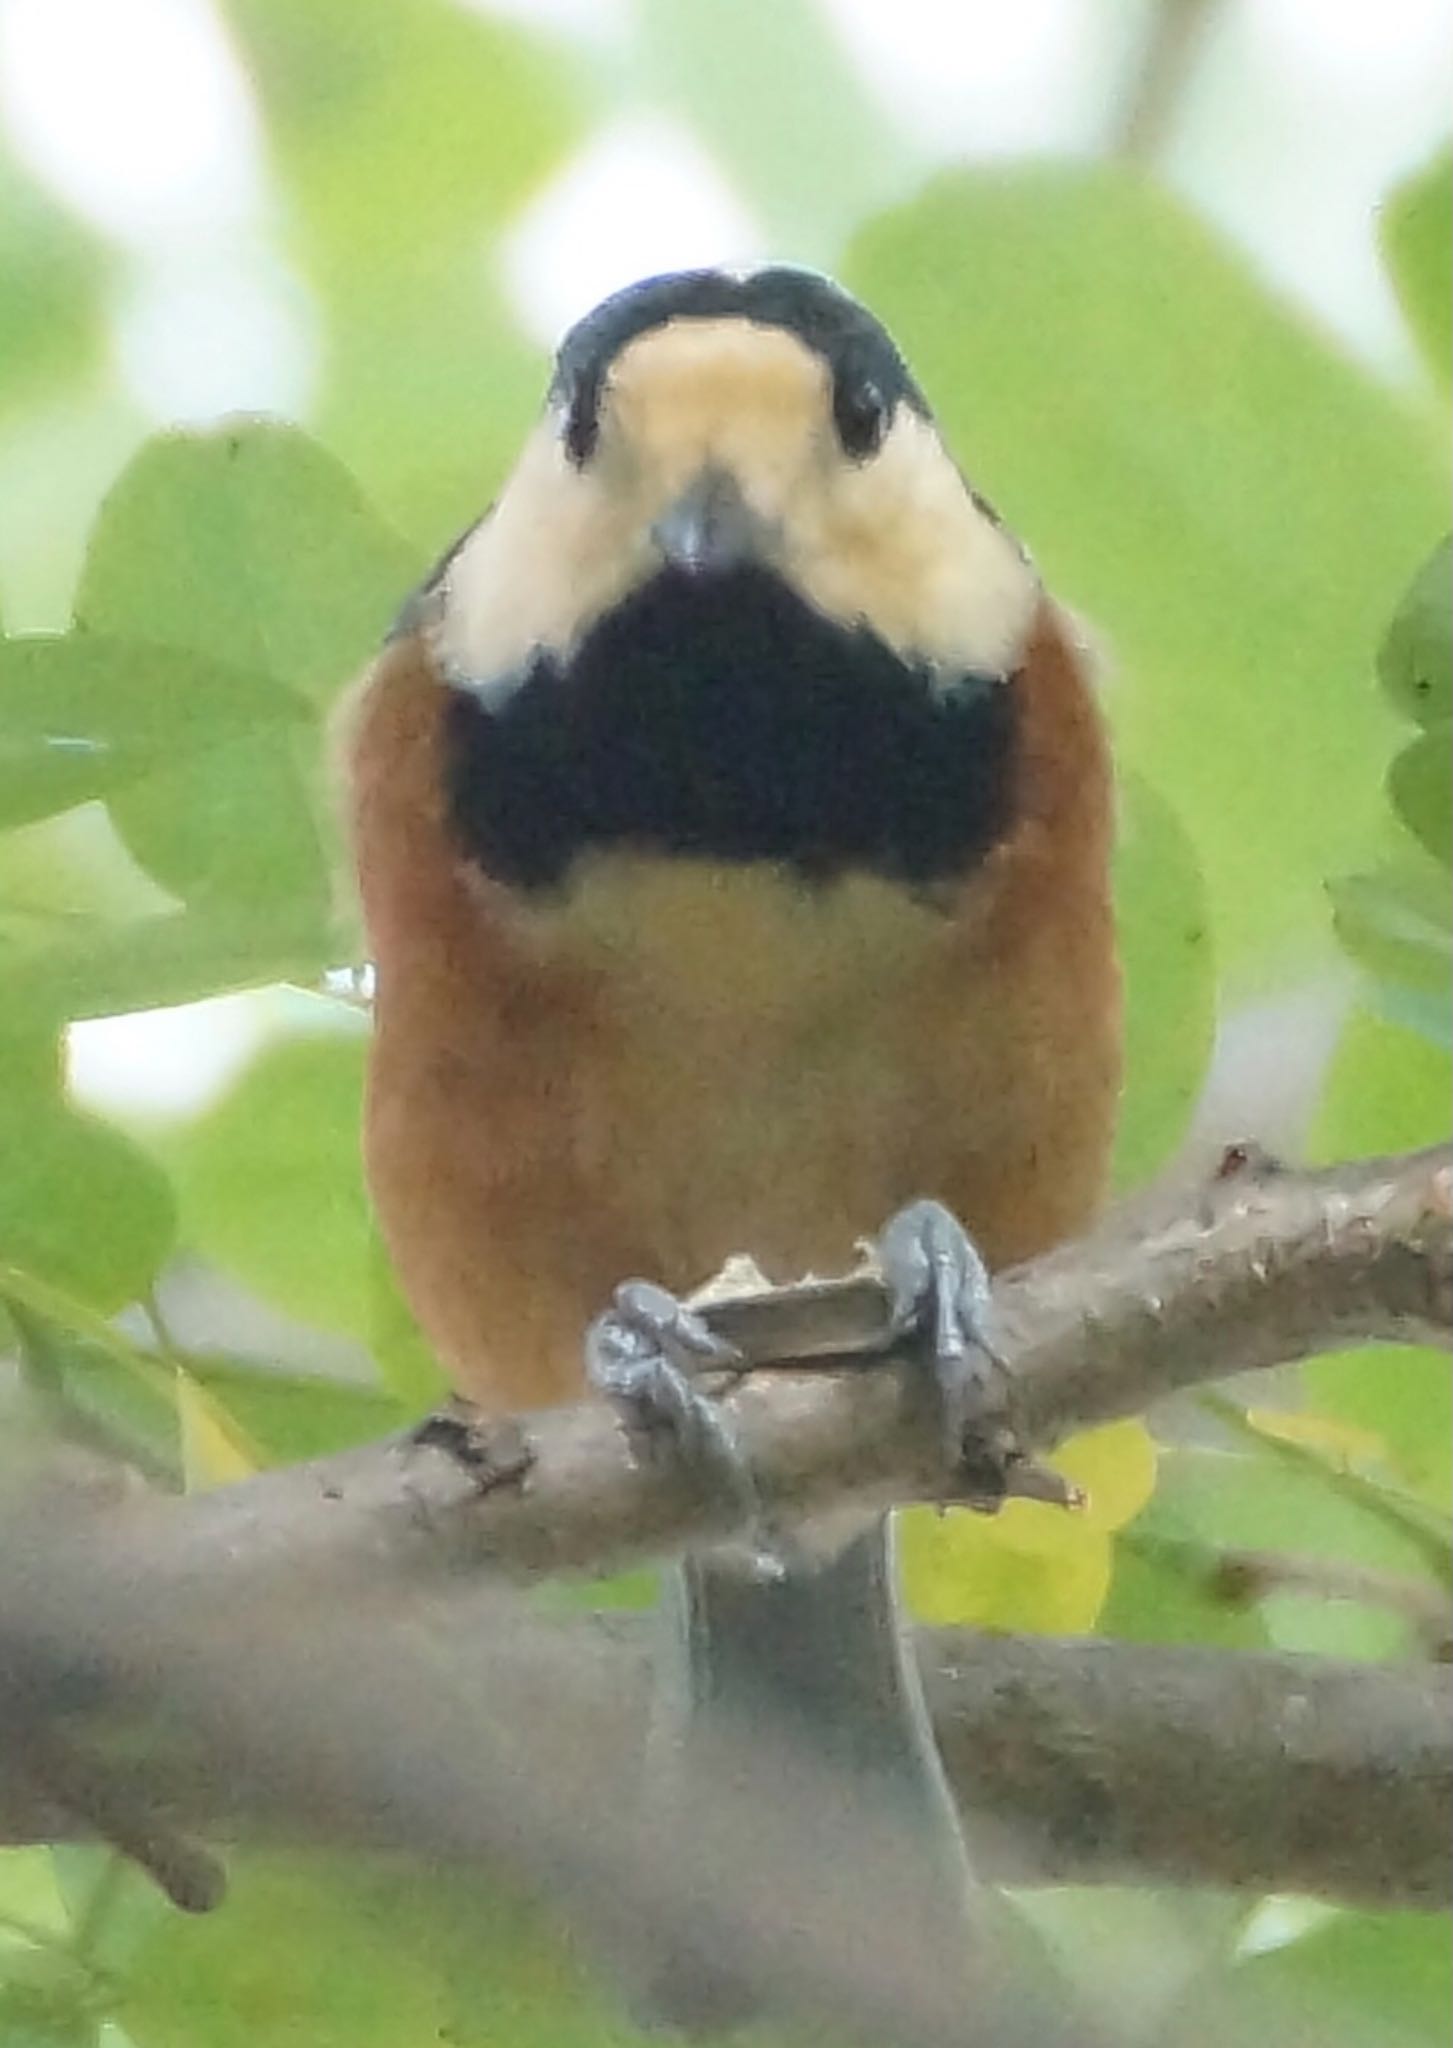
1114, 0, 1220, 162
1209, 1548, 1452, 1657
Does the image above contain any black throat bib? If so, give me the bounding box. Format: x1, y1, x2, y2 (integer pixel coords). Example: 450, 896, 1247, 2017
443, 563, 1019, 894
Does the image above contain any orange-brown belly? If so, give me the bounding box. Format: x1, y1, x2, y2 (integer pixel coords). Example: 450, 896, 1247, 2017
364, 850, 1119, 1413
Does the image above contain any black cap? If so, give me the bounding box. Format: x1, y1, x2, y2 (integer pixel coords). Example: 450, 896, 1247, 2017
551, 266, 929, 464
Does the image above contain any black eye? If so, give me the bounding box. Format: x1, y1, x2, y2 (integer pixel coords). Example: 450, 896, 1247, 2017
833, 375, 889, 459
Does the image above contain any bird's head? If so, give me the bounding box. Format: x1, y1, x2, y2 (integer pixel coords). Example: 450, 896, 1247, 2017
431, 267, 1037, 691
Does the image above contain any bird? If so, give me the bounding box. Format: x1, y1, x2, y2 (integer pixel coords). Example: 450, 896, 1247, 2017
338, 264, 1121, 2026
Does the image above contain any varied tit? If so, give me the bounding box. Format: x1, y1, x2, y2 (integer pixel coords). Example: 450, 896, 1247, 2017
340, 266, 1120, 2025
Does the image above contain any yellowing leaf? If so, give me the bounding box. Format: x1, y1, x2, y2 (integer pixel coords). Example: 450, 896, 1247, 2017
991, 1419, 1159, 1558
177, 1370, 261, 1490
1054, 1419, 1159, 1533
898, 1421, 1157, 1631
899, 1505, 1112, 1634
1245, 1406, 1387, 1467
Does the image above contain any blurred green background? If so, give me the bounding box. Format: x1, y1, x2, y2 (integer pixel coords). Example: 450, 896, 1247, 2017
0, 0, 1449, 2042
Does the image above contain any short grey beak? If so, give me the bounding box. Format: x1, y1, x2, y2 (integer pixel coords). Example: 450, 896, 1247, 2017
652, 469, 765, 576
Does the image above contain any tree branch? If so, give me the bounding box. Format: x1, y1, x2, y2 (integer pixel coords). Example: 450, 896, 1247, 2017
2, 1606, 1446, 1909
0, 1143, 1448, 1980
921, 1628, 1452, 1907
82, 1144, 1449, 1594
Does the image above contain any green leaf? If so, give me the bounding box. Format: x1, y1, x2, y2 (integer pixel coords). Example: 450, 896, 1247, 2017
0, 389, 150, 638
0, 1101, 175, 1312
1165, 1911, 1452, 2048
538, 1566, 660, 1617
105, 737, 332, 914
637, 0, 916, 257
2, 901, 338, 1030
1112, 774, 1216, 1190
1328, 859, 1451, 1038
847, 165, 1449, 980
1377, 535, 1452, 729
1306, 1343, 1452, 1511
0, 635, 309, 831
1, 1297, 182, 1479
0, 1851, 69, 1941
176, 1354, 407, 1463
0, 1981, 103, 2048
0, 144, 109, 422
168, 1021, 445, 1398
3, 1292, 402, 1477
1380, 145, 1453, 386
116, 1856, 639, 2048
1209, 1396, 1449, 1566
1307, 1005, 1452, 1508
0, 1021, 62, 1099
1148, 1435, 1441, 1603
115, 1859, 450, 2048
364, 1233, 448, 1410
1138, 1380, 1451, 1653
72, 421, 417, 909
1388, 723, 1452, 866
50, 1850, 173, 1985
222, 0, 586, 282
314, 278, 546, 548
170, 1030, 376, 1342
1312, 1000, 1451, 1159
0, 808, 178, 974
1016, 1890, 1248, 2048
221, 0, 588, 542
1239, 1912, 1451, 2048
75, 421, 420, 703
1101, 1532, 1269, 1651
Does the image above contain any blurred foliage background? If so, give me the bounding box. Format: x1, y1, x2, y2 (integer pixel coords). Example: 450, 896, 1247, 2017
0, 0, 1449, 2042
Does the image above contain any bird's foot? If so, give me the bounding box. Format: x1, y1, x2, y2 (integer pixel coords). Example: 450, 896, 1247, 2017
877, 1198, 1013, 1503
586, 1279, 788, 1579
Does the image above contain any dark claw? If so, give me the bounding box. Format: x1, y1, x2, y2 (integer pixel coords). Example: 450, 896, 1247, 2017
586, 1280, 786, 1579
878, 1198, 1005, 1468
